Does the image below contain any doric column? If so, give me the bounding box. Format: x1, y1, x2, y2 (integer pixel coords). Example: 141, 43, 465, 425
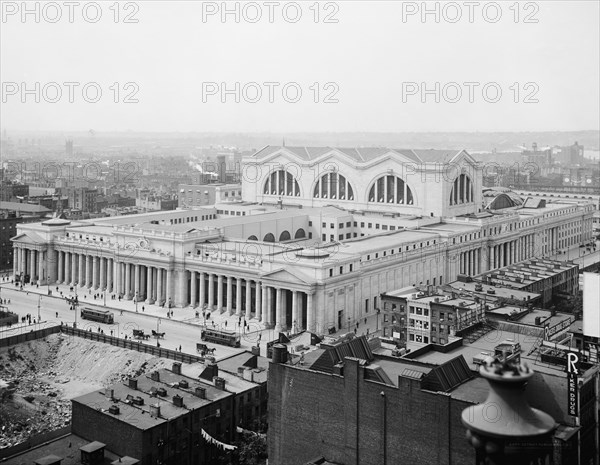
236, 278, 242, 316
275, 288, 283, 332
245, 280, 252, 319
208, 274, 214, 309
292, 291, 298, 333
146, 266, 154, 304
190, 271, 197, 308
255, 281, 261, 321
92, 256, 98, 289
226, 276, 233, 315
199, 272, 206, 308
57, 250, 63, 283
29, 250, 36, 281
217, 275, 224, 312
71, 253, 77, 286
37, 250, 44, 284
298, 292, 305, 330
83, 255, 89, 287
157, 268, 163, 304
134, 264, 140, 301
125, 263, 132, 299
261, 285, 269, 325
106, 258, 112, 292
307, 292, 315, 332
140, 265, 146, 299
115, 261, 121, 295
63, 252, 70, 284
166, 269, 172, 306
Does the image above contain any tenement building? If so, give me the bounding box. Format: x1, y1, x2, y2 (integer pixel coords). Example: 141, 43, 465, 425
11, 147, 595, 334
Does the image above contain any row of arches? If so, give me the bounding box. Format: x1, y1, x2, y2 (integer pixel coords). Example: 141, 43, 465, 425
262, 169, 476, 206
247, 228, 306, 243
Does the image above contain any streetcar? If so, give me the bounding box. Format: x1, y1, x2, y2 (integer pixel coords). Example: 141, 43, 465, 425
200, 328, 241, 347
80, 307, 114, 324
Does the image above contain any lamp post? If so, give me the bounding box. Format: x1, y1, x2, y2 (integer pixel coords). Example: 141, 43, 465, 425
461, 359, 556, 465
156, 318, 161, 347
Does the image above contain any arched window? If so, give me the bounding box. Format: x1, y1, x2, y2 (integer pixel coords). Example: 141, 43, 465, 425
313, 172, 354, 201
247, 235, 258, 241
279, 231, 291, 241
263, 233, 275, 242
449, 174, 474, 205
263, 169, 300, 197
367, 175, 414, 205
294, 228, 306, 239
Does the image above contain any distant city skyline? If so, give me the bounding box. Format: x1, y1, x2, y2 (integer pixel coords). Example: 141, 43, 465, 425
1, 1, 599, 133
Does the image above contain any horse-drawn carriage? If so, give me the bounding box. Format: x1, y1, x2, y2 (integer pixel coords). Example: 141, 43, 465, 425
152, 329, 165, 339
196, 343, 216, 356
132, 329, 150, 340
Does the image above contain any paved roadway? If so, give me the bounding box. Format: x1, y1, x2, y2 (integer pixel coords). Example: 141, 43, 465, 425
0, 285, 267, 361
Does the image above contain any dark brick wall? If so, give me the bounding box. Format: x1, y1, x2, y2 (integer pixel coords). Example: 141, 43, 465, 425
268, 359, 475, 465
71, 401, 145, 462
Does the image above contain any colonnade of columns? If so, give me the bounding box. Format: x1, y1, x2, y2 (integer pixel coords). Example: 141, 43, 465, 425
13, 247, 47, 284
488, 234, 536, 270
188, 271, 315, 332
13, 247, 317, 332
458, 249, 481, 276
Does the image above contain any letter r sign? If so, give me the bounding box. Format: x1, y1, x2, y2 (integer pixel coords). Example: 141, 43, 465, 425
567, 352, 579, 375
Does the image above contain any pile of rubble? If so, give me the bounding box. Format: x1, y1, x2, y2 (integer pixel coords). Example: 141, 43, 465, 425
0, 334, 172, 449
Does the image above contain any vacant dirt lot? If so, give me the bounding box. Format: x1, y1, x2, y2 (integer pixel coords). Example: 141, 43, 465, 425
0, 334, 173, 449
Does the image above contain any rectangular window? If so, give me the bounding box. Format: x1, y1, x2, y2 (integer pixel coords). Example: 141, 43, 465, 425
440, 312, 445, 321
339, 266, 343, 274
365, 299, 369, 312
309, 221, 312, 226
330, 223, 334, 228
346, 222, 351, 227
376, 224, 380, 229
339, 234, 344, 240
361, 222, 365, 228
322, 222, 326, 228
309, 232, 313, 239
322, 234, 326, 241
349, 264, 353, 272
368, 223, 372, 228
329, 269, 333, 277
346, 233, 351, 239
339, 223, 344, 229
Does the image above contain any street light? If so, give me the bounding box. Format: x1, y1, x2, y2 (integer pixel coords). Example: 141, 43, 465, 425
156, 318, 161, 347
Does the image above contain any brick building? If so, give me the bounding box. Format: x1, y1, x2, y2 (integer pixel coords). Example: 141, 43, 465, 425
268, 332, 599, 465
72, 359, 267, 465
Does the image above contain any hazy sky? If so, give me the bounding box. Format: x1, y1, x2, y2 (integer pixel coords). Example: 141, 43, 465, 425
1, 1, 599, 133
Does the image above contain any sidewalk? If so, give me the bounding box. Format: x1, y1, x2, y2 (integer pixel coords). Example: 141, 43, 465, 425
0, 279, 268, 336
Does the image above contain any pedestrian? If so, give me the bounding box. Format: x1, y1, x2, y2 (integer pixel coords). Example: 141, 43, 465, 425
364, 317, 367, 324
142, 306, 145, 312
56, 312, 58, 318
225, 321, 227, 328
179, 345, 182, 352
354, 328, 357, 334
110, 330, 113, 336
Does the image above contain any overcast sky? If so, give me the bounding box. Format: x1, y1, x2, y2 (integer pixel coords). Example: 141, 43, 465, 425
1, 1, 598, 133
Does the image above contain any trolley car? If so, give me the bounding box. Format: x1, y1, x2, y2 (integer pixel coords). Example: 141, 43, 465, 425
80, 307, 114, 324
200, 328, 241, 347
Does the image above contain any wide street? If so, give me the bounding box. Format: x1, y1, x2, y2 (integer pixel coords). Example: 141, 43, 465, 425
0, 284, 267, 361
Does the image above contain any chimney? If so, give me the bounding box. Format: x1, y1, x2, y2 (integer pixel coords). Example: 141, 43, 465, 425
178, 379, 189, 389
213, 377, 226, 391
157, 387, 167, 397
194, 386, 206, 399
108, 405, 120, 415
150, 404, 161, 418
173, 394, 184, 408
128, 378, 138, 390
242, 368, 254, 382
105, 388, 114, 399
200, 362, 218, 381
172, 362, 182, 375
237, 367, 245, 376
150, 371, 160, 382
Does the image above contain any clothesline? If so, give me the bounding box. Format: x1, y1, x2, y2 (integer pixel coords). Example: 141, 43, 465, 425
201, 428, 237, 451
